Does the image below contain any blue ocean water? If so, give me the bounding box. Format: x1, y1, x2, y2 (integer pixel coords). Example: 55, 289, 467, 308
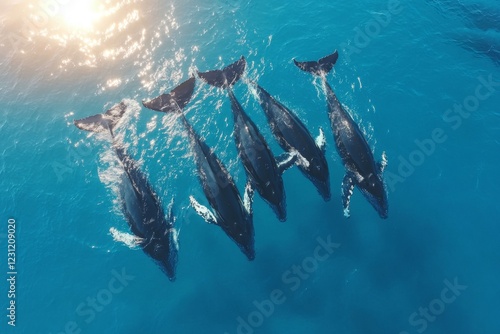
1, 0, 500, 333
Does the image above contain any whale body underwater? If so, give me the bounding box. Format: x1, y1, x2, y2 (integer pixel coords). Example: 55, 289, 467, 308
253, 84, 331, 202
294, 51, 389, 219
197, 57, 291, 222
73, 50, 389, 279
142, 77, 256, 261
74, 102, 179, 280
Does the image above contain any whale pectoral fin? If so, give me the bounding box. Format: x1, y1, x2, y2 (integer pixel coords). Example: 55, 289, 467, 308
341, 174, 355, 218
276, 151, 298, 174
165, 198, 178, 236
243, 179, 255, 216
315, 127, 326, 152
378, 151, 388, 173
294, 150, 311, 169
277, 150, 310, 173
167, 198, 176, 223
109, 227, 144, 249
189, 196, 218, 225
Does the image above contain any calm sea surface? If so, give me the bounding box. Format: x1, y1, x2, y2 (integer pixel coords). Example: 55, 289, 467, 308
0, 0, 499, 333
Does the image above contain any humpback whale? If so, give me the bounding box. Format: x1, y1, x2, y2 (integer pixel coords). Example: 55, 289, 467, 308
142, 77, 256, 260
253, 84, 331, 201
74, 102, 178, 280
198, 57, 291, 222
294, 51, 388, 219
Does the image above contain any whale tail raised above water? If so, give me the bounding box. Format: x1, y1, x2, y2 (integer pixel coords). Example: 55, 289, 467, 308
197, 56, 246, 88
142, 77, 196, 113
74, 101, 127, 134
293, 50, 339, 76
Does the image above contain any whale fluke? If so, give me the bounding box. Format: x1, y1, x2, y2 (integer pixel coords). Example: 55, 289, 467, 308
74, 101, 127, 133
142, 77, 196, 113
197, 56, 246, 88
293, 50, 339, 76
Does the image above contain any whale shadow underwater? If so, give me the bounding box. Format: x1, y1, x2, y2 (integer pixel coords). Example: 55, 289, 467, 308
427, 0, 500, 66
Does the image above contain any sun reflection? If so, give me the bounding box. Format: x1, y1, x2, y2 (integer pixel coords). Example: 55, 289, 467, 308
2, 0, 186, 97
60, 0, 102, 30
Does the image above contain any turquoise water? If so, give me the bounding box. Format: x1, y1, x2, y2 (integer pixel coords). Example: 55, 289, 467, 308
1, 0, 500, 333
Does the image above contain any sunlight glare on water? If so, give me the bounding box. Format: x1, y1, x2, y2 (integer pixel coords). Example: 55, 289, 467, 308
37, 0, 144, 68
0, 0, 182, 99
59, 0, 103, 30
